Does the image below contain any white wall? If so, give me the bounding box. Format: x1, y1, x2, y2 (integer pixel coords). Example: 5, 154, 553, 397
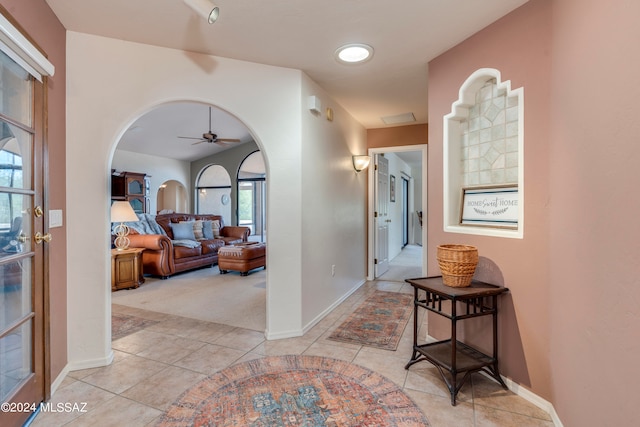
300, 75, 368, 328
65, 32, 367, 368
112, 149, 191, 214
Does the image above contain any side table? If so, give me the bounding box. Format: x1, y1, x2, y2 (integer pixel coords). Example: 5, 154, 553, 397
111, 248, 145, 291
404, 276, 509, 405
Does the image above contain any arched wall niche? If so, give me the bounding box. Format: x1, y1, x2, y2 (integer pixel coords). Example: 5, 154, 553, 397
443, 68, 524, 238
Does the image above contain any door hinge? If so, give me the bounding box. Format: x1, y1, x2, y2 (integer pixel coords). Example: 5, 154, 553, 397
374, 164, 378, 170
374, 211, 378, 218
374, 259, 378, 264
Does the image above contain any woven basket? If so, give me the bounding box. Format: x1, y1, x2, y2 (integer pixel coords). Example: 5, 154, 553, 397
436, 244, 479, 287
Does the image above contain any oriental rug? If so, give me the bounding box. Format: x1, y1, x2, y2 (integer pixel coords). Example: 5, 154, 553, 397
328, 290, 413, 350
156, 355, 429, 427
111, 313, 159, 340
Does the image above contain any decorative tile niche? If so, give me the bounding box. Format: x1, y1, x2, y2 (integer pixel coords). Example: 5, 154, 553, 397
443, 68, 524, 238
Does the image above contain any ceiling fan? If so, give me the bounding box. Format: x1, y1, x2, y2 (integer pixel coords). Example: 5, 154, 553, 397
178, 106, 242, 145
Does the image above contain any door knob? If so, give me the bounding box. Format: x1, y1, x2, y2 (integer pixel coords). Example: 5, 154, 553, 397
34, 232, 52, 244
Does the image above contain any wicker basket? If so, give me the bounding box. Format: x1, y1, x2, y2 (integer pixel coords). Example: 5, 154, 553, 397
436, 244, 479, 287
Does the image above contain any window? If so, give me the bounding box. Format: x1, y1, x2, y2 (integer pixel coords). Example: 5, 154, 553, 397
196, 164, 231, 219
237, 151, 266, 242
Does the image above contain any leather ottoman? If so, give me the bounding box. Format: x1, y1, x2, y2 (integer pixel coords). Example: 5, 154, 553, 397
218, 243, 266, 276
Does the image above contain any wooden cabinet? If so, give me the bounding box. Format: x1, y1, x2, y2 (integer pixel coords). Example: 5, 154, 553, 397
111, 171, 148, 213
111, 248, 145, 291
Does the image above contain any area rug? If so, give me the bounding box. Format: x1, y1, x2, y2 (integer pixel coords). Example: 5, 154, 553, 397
157, 355, 429, 426
328, 290, 413, 350
111, 313, 159, 340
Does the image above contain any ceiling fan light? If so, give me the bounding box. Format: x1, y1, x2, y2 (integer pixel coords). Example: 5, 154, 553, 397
184, 0, 219, 24
335, 43, 374, 64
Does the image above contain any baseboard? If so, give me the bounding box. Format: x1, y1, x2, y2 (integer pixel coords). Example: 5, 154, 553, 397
65, 350, 114, 372
496, 374, 564, 426
301, 278, 366, 335
265, 278, 366, 340
50, 363, 71, 396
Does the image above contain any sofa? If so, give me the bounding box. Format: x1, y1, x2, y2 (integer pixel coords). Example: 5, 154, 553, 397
120, 213, 250, 279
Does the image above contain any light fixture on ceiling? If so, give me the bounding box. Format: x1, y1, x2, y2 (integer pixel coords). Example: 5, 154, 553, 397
184, 0, 220, 24
352, 155, 371, 173
335, 43, 374, 64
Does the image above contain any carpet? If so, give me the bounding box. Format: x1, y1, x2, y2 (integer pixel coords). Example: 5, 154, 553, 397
328, 290, 413, 351
111, 313, 159, 340
157, 355, 429, 426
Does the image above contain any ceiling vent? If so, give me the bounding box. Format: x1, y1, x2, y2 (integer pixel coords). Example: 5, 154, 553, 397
381, 112, 416, 125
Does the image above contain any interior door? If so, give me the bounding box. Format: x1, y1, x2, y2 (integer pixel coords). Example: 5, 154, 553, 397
374, 154, 389, 277
0, 50, 47, 427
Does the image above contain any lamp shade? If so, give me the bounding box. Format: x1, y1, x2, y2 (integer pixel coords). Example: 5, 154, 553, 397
184, 0, 219, 24
110, 201, 139, 223
352, 155, 371, 173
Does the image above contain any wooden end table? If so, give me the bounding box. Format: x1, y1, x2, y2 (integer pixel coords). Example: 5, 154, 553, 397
404, 276, 509, 405
111, 248, 145, 291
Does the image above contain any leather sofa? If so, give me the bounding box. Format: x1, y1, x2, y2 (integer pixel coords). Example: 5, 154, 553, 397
125, 213, 250, 279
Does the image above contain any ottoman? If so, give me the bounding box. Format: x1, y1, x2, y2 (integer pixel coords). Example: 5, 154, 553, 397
218, 242, 266, 276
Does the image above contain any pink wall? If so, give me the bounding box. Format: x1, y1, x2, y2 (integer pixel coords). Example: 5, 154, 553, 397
0, 0, 67, 387
548, 0, 640, 425
429, 0, 640, 424
428, 0, 553, 399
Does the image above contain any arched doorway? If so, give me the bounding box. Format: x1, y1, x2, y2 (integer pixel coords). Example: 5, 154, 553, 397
157, 179, 187, 214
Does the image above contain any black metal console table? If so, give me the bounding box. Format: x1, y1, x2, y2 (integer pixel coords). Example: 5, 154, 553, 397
404, 276, 509, 405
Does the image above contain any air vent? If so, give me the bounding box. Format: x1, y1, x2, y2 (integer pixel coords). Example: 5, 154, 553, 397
381, 112, 416, 125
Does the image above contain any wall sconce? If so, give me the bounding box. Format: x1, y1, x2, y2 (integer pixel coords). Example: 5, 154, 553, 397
352, 155, 371, 173
184, 0, 220, 24
111, 201, 139, 251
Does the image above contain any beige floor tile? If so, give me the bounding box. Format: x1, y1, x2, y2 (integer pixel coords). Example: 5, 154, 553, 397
302, 341, 360, 362
352, 349, 410, 387
112, 329, 170, 354
472, 373, 552, 421
173, 343, 246, 375
121, 365, 206, 410
474, 404, 555, 427
81, 355, 168, 394
135, 334, 207, 364
31, 381, 116, 426
404, 388, 475, 427
64, 395, 162, 427
213, 327, 266, 351
251, 336, 315, 356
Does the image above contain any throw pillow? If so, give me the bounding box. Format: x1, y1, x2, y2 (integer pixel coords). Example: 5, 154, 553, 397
211, 219, 221, 238
191, 220, 204, 240
170, 221, 196, 241
202, 220, 214, 239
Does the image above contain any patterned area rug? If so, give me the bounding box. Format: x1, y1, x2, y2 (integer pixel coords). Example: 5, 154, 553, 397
328, 290, 413, 350
111, 313, 159, 340
157, 355, 429, 426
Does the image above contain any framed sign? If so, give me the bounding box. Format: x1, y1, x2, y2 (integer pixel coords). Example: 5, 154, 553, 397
390, 175, 396, 202
460, 185, 518, 229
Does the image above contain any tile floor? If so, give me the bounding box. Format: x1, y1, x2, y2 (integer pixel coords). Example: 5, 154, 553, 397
31, 280, 554, 427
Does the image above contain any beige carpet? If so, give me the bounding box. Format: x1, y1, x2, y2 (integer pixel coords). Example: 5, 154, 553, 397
111, 266, 266, 331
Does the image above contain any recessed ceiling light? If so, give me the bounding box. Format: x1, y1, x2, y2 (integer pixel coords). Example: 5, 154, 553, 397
335, 43, 374, 64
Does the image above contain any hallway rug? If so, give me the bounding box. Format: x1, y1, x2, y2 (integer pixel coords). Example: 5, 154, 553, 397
111, 313, 159, 340
328, 290, 413, 350
156, 355, 429, 426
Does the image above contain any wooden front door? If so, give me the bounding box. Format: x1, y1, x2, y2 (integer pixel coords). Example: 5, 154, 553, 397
0, 47, 47, 427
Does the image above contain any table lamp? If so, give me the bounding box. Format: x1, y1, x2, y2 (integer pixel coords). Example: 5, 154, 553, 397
111, 201, 139, 250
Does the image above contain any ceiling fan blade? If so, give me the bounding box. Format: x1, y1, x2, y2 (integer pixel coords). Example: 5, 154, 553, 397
178, 136, 203, 140
216, 138, 242, 143
191, 140, 206, 145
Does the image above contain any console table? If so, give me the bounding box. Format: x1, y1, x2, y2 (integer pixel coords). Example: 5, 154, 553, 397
404, 276, 509, 405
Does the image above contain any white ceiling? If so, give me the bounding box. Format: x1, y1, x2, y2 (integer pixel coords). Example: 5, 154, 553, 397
45, 0, 529, 162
